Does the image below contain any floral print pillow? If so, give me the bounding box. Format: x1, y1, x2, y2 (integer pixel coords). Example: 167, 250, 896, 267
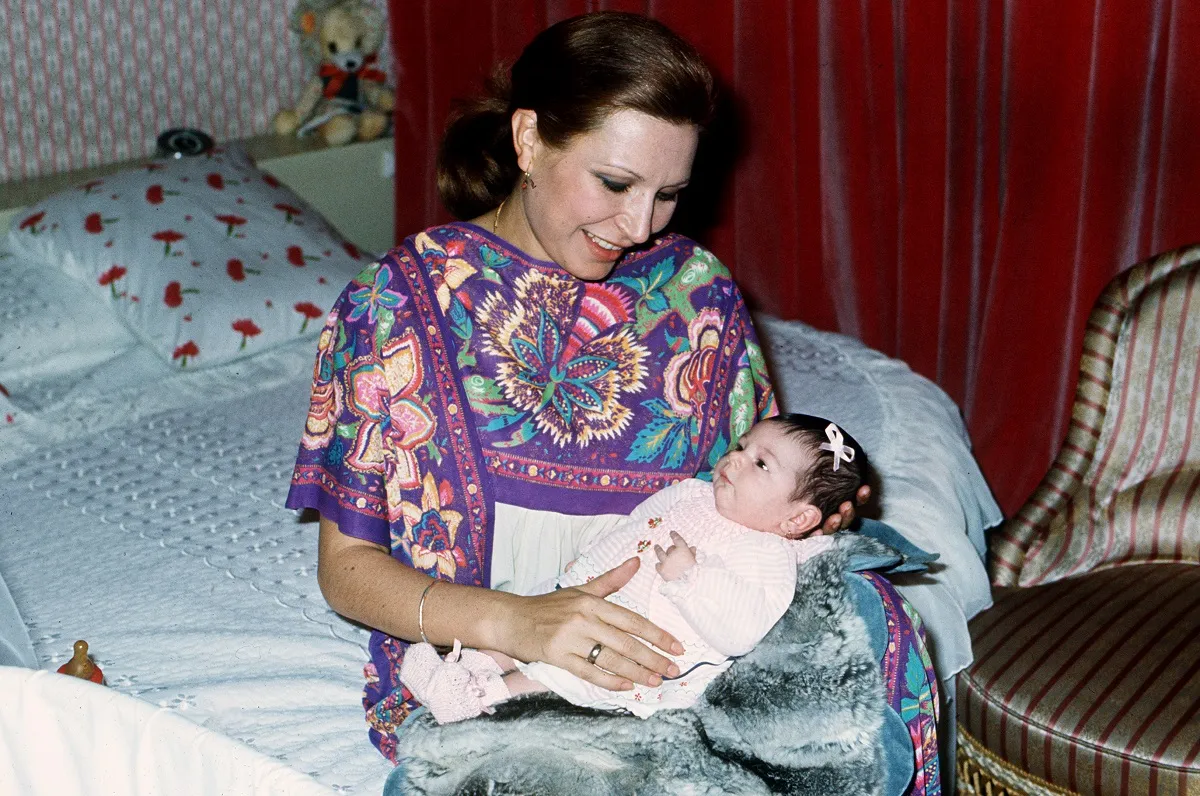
6, 147, 372, 369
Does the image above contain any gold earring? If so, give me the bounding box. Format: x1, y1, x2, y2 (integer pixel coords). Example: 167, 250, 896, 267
522, 171, 536, 189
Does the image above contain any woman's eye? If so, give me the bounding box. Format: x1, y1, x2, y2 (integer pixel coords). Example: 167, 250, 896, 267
599, 177, 629, 194
655, 191, 680, 203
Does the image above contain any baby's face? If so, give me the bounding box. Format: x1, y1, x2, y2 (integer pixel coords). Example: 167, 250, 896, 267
712, 422, 814, 536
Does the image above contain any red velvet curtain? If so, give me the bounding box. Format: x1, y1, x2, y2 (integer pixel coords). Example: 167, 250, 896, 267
388, 0, 1200, 516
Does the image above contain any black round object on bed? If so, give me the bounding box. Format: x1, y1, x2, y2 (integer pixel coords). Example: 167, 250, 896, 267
156, 128, 215, 158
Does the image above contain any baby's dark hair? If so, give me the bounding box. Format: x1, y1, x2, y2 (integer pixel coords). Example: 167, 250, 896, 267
762, 413, 868, 523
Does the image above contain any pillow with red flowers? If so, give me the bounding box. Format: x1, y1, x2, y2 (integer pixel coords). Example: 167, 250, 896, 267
6, 146, 372, 369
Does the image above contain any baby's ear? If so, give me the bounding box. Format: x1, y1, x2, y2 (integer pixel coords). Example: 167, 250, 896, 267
782, 504, 823, 539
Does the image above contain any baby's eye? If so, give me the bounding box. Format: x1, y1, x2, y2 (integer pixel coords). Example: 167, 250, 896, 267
599, 176, 630, 194
756, 459, 768, 470
732, 443, 743, 452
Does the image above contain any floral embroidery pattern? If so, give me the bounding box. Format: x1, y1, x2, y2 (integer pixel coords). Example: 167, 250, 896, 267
342, 332, 437, 495
347, 263, 407, 323
417, 233, 479, 313
395, 472, 466, 580
867, 572, 941, 795
300, 327, 342, 450
629, 308, 725, 468
303, 371, 339, 457
477, 271, 647, 447
663, 308, 722, 417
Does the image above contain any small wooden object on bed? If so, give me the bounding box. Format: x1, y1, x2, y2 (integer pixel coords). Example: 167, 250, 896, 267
56, 639, 104, 684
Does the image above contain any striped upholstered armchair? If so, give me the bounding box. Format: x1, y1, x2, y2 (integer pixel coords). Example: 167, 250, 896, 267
956, 245, 1200, 795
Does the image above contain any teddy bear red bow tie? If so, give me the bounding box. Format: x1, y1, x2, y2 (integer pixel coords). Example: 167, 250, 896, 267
319, 54, 387, 99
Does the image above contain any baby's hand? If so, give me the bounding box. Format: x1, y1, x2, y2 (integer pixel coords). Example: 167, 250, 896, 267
654, 531, 697, 581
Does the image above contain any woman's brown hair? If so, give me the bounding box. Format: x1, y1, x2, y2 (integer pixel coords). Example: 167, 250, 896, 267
437, 11, 717, 220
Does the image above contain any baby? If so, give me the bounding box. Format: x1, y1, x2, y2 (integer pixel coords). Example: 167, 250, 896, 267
400, 413, 868, 723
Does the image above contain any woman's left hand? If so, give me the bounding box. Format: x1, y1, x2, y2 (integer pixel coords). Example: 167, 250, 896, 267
823, 483, 871, 533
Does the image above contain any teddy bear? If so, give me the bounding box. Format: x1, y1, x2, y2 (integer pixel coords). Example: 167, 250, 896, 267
273, 0, 394, 147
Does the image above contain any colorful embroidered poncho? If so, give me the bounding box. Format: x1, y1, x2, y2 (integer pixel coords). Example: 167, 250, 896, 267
287, 224, 942, 792
286, 224, 776, 758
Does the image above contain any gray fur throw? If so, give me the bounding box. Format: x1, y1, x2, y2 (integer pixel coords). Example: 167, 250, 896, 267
390, 534, 892, 796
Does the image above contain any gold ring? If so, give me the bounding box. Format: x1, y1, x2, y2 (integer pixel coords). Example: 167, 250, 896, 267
586, 643, 603, 665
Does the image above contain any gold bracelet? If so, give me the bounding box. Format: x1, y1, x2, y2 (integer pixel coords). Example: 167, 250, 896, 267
417, 580, 440, 644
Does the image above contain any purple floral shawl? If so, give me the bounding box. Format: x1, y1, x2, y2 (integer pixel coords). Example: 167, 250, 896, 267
286, 224, 776, 760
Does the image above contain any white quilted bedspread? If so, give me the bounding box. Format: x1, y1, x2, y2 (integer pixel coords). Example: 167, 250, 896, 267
0, 378, 393, 794
0, 295, 999, 794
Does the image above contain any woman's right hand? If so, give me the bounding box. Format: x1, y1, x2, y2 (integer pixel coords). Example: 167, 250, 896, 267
505, 557, 683, 691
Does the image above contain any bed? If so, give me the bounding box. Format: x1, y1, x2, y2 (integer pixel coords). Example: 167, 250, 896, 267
0, 145, 1001, 795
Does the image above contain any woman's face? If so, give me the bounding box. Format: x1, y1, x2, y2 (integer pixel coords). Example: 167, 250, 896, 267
511, 109, 700, 281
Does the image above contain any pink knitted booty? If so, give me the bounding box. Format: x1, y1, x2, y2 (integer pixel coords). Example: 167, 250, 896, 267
400, 641, 484, 724
399, 641, 510, 724
457, 649, 510, 707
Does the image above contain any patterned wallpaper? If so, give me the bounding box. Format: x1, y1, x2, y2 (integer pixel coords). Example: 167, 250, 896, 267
0, 0, 392, 184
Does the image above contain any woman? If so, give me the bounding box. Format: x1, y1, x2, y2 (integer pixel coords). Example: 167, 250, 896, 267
287, 10, 928, 776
